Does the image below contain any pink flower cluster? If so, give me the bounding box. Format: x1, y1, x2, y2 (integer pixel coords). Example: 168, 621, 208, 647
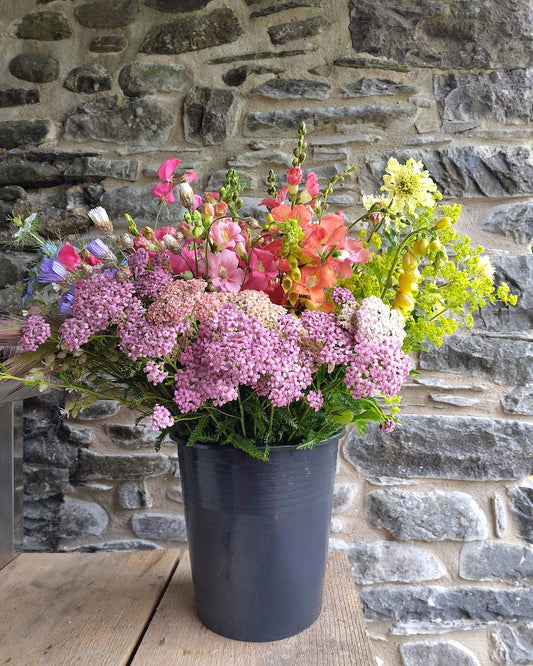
19, 315, 51, 351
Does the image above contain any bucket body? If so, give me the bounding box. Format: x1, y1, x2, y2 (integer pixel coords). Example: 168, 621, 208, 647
176, 432, 342, 642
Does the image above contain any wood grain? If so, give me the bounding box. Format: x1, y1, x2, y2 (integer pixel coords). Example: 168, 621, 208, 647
130, 550, 376, 666
0, 549, 180, 666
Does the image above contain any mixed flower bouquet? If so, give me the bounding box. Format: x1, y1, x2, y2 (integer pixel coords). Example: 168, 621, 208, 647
0, 124, 515, 459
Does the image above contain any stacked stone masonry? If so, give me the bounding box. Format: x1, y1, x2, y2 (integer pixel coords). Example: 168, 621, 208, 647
1, 1, 531, 664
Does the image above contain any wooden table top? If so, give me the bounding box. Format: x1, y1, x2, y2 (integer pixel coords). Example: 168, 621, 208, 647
0, 549, 375, 665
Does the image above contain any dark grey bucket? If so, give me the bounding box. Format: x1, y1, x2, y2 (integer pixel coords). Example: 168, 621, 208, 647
176, 431, 342, 642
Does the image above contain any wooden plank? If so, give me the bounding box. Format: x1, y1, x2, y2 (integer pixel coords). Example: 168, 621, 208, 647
130, 550, 376, 666
0, 549, 180, 666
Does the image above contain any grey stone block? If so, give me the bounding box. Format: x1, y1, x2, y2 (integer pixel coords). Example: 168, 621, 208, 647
77, 400, 121, 420
349, 0, 532, 69
64, 65, 112, 94
501, 385, 533, 417
434, 70, 533, 124
365, 489, 487, 541
105, 423, 159, 449
184, 87, 242, 145
250, 78, 330, 100
346, 540, 443, 584
332, 482, 357, 514
460, 541, 533, 584
400, 640, 480, 666
16, 11, 72, 40
74, 0, 139, 28
118, 481, 152, 509
420, 335, 533, 386
0, 120, 52, 150
343, 78, 419, 97
359, 146, 533, 198
118, 63, 187, 97
76, 449, 170, 481
132, 513, 187, 541
9, 53, 60, 83
477, 200, 533, 246
140, 8, 242, 54
64, 96, 174, 145
360, 584, 533, 622
60, 539, 161, 552
60, 497, 109, 538
0, 88, 39, 107
490, 623, 533, 665
268, 16, 330, 45
344, 416, 533, 481
509, 487, 533, 543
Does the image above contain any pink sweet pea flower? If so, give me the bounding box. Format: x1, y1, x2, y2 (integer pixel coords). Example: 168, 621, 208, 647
57, 242, 80, 270
157, 158, 180, 182
151, 181, 175, 203
208, 249, 244, 292
209, 220, 245, 249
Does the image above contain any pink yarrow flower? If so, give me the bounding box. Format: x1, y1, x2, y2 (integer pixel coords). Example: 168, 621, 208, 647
150, 404, 174, 431
19, 315, 50, 351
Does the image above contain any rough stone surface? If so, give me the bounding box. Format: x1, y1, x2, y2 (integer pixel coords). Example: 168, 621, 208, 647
419, 335, 533, 386
166, 485, 183, 503
460, 541, 533, 584
118, 63, 187, 96
268, 16, 330, 45
89, 35, 127, 53
508, 487, 533, 543
501, 385, 533, 416
139, 8, 243, 54
0, 88, 40, 107
76, 449, 170, 481
429, 394, 479, 408
490, 623, 533, 665
77, 400, 121, 420
105, 422, 159, 449
63, 157, 139, 182
250, 78, 330, 99
24, 497, 62, 552
64, 65, 112, 94
475, 255, 533, 332
365, 490, 487, 541
118, 481, 152, 509
343, 416, 533, 481
74, 0, 139, 28
9, 53, 60, 83
349, 0, 533, 69
493, 496, 507, 538
24, 464, 70, 499
64, 96, 174, 145
335, 56, 411, 72
359, 146, 533, 198
131, 513, 187, 541
101, 184, 185, 225
59, 497, 109, 538
0, 120, 52, 149
145, 0, 213, 12
400, 640, 480, 666
222, 64, 282, 87
61, 539, 160, 552
16, 11, 72, 40
332, 482, 357, 514
62, 422, 92, 445
434, 70, 533, 125
343, 78, 419, 97
244, 105, 418, 134
360, 584, 533, 622
477, 200, 533, 245
345, 540, 443, 584
184, 87, 242, 145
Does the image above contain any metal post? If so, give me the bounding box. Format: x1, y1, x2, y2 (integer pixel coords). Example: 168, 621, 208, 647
0, 400, 23, 569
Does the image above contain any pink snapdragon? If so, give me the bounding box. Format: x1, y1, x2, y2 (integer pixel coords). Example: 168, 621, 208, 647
208, 249, 244, 292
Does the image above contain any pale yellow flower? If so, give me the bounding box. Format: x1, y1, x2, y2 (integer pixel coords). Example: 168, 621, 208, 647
381, 158, 438, 213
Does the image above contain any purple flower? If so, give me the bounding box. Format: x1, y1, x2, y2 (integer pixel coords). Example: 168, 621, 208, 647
58, 291, 75, 316
19, 315, 50, 351
86, 238, 111, 259
38, 257, 67, 284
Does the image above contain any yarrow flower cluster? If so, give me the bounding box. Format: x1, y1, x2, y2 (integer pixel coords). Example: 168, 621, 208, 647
0, 122, 514, 459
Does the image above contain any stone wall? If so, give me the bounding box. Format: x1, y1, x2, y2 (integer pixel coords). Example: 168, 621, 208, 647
1, 1, 532, 664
